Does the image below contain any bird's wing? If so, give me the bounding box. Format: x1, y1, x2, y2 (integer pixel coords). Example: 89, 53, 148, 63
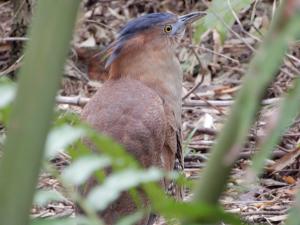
161, 102, 183, 199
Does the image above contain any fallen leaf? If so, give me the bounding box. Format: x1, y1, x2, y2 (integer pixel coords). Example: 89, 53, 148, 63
282, 176, 296, 185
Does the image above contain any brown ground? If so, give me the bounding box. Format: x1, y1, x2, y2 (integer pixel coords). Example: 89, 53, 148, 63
1, 1, 300, 224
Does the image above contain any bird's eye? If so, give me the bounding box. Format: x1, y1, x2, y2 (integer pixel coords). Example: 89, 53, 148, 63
164, 25, 173, 33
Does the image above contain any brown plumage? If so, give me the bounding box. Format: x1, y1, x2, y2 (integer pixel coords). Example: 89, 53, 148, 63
79, 12, 205, 225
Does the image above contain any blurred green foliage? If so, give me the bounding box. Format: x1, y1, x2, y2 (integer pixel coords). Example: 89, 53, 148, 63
0, 0, 81, 224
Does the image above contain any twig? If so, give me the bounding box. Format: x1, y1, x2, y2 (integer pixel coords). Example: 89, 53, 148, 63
186, 124, 300, 139
0, 55, 24, 77
56, 96, 89, 106
185, 150, 287, 162
182, 46, 207, 101
188, 44, 240, 63
0, 37, 28, 42
286, 53, 300, 65
241, 209, 288, 216
55, 95, 281, 108
182, 74, 204, 101
183, 97, 281, 107
84, 19, 116, 32
227, 0, 261, 42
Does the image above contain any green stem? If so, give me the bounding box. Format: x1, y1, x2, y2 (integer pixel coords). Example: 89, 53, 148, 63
193, 2, 300, 205
0, 1, 80, 225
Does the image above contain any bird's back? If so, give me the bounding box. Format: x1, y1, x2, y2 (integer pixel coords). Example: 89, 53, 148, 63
81, 78, 167, 168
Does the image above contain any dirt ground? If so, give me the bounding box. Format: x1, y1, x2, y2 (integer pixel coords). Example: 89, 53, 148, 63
1, 1, 300, 224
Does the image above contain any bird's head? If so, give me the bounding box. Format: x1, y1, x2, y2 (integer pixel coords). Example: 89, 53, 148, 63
105, 12, 205, 68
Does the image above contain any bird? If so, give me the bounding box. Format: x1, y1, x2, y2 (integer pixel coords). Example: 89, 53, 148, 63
80, 11, 205, 225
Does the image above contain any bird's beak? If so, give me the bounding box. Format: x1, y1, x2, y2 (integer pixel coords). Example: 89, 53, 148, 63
179, 11, 206, 24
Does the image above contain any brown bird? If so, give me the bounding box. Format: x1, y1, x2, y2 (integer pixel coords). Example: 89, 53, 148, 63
80, 11, 205, 225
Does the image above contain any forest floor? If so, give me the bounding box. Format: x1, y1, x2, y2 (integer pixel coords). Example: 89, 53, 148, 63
1, 1, 300, 224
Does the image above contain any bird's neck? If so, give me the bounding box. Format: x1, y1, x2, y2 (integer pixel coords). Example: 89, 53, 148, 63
108, 47, 183, 125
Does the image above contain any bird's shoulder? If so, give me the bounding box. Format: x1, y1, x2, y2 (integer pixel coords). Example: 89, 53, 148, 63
81, 78, 167, 135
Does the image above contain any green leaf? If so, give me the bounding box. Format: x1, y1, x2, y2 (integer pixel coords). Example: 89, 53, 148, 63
87, 168, 163, 211
45, 125, 86, 159
67, 141, 92, 160
33, 190, 66, 206
0, 83, 16, 109
30, 217, 97, 225
143, 184, 247, 225
53, 110, 81, 127
194, 0, 251, 42
62, 155, 111, 186
115, 211, 144, 225
285, 167, 300, 225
